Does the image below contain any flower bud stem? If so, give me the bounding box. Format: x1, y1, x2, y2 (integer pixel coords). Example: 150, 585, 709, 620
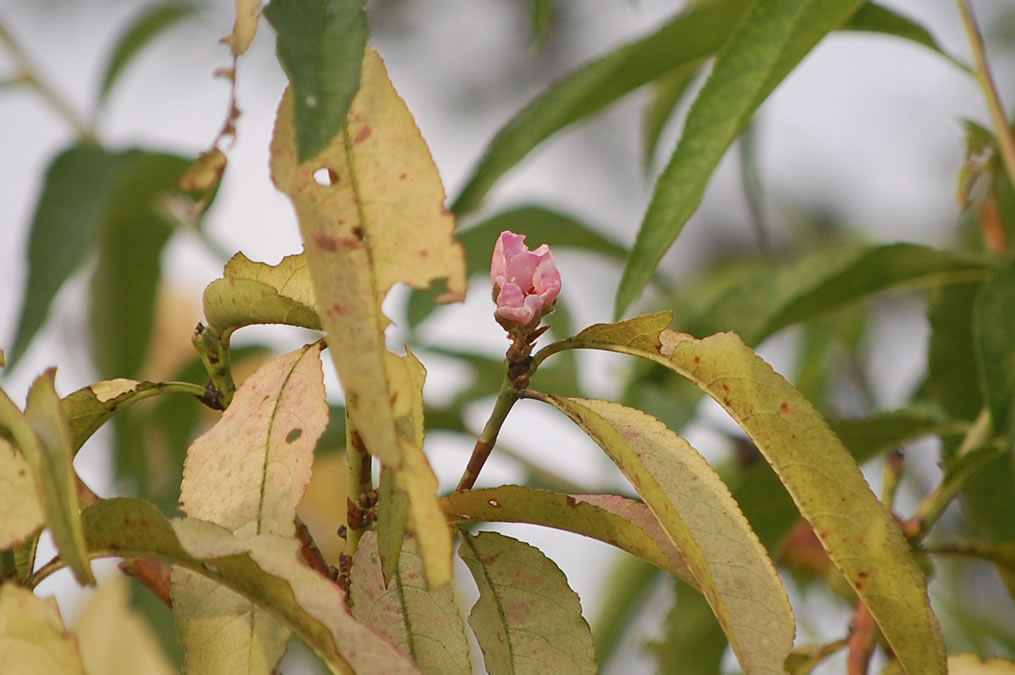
456, 378, 519, 491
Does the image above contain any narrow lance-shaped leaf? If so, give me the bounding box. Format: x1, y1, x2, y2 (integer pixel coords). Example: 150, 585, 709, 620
33, 498, 421, 674
0, 372, 94, 585
441, 485, 694, 586
532, 395, 794, 673
96, 1, 198, 107
386, 350, 453, 589
270, 48, 463, 588
459, 531, 596, 675
271, 47, 466, 468
264, 0, 366, 161
545, 313, 946, 674
351, 532, 471, 674
172, 343, 328, 675
974, 262, 1015, 433
0, 582, 86, 675
615, 0, 868, 317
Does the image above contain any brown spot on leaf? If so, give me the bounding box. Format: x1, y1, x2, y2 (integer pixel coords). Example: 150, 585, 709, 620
399, 172, 406, 180
332, 303, 346, 316
694, 356, 700, 363
314, 234, 339, 252
418, 249, 429, 258
780, 401, 790, 414
354, 126, 372, 144
566, 496, 578, 508
286, 428, 303, 443
858, 571, 869, 578
352, 226, 365, 241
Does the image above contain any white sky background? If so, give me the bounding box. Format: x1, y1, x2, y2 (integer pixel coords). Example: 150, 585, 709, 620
0, 0, 1007, 672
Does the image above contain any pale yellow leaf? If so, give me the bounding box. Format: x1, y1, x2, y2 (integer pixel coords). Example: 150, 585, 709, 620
351, 532, 471, 674
74, 576, 175, 675
171, 518, 421, 674
173, 343, 328, 675
540, 395, 794, 673
387, 349, 452, 589
269, 46, 465, 475
0, 582, 85, 675
555, 312, 946, 674
203, 252, 319, 339
0, 438, 44, 549
949, 654, 1015, 674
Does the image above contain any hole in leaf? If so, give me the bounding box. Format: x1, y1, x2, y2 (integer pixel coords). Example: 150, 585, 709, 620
313, 168, 337, 186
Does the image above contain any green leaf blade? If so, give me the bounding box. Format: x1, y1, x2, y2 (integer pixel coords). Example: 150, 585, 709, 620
459, 531, 596, 675
97, 1, 198, 107
615, 0, 867, 317
265, 0, 367, 162
975, 262, 1015, 433
451, 0, 750, 214
9, 146, 124, 370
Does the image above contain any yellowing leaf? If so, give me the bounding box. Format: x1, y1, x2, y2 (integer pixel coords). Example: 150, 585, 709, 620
0, 582, 85, 675
548, 312, 945, 674
949, 654, 1015, 674
74, 576, 175, 675
441, 485, 694, 586
459, 531, 596, 675
0, 438, 44, 549
62, 379, 167, 454
387, 350, 452, 589
270, 46, 466, 473
350, 532, 471, 674
535, 396, 793, 673
203, 252, 319, 339
0, 372, 94, 585
225, 0, 261, 56
34, 498, 420, 674
173, 343, 328, 675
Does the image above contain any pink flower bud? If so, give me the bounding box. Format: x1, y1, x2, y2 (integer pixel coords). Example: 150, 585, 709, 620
490, 231, 561, 328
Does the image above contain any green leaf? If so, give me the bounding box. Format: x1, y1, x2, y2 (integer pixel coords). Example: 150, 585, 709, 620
0, 582, 86, 674
408, 205, 627, 328
975, 262, 1015, 433
927, 282, 985, 427
841, 3, 969, 72
830, 405, 958, 461
9, 145, 125, 370
546, 313, 947, 673
376, 465, 408, 587
89, 151, 192, 379
173, 344, 328, 674
527, 0, 554, 47
441, 485, 693, 586
451, 0, 751, 214
97, 1, 198, 108
0, 372, 94, 585
32, 498, 421, 674
350, 532, 471, 674
648, 579, 727, 675
615, 0, 868, 317
641, 61, 703, 172
591, 556, 660, 668
532, 395, 794, 672
683, 243, 992, 345
458, 531, 596, 675
264, 0, 367, 162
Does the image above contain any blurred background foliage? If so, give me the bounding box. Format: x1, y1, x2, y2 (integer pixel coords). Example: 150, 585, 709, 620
3, 0, 1015, 672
